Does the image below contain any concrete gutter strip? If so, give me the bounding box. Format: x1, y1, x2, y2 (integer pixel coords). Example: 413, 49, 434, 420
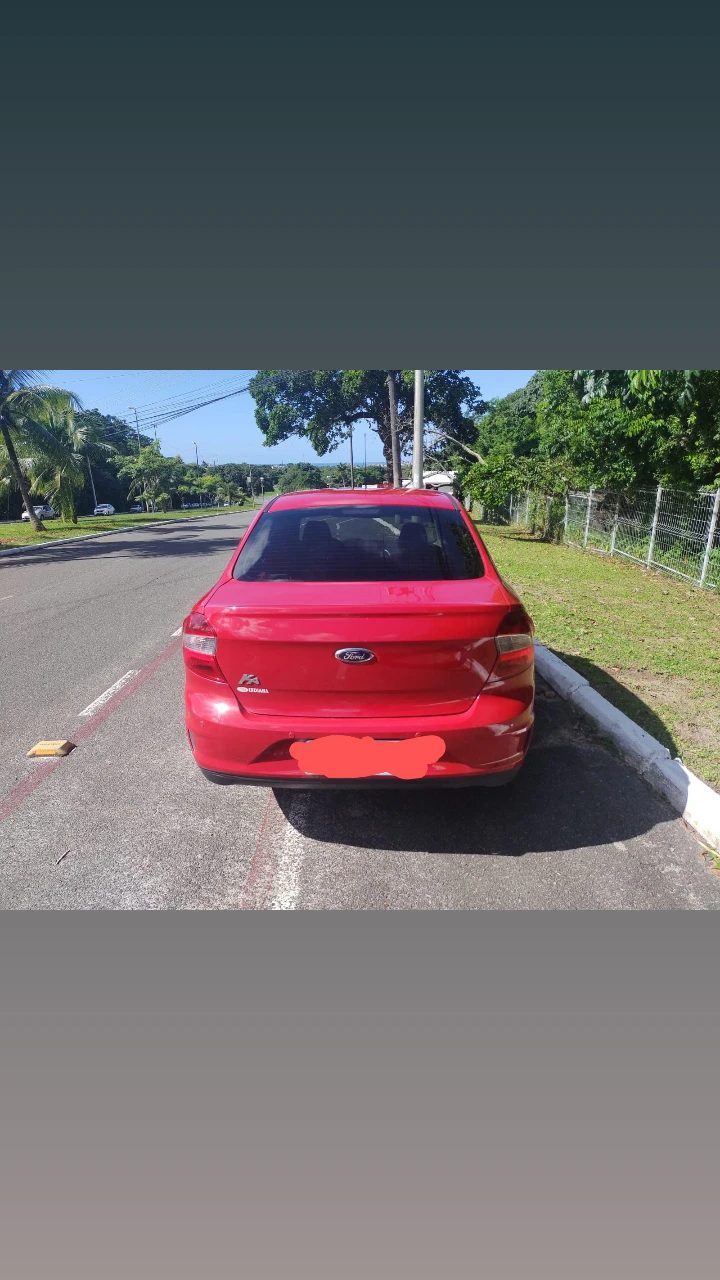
534, 642, 720, 854
0, 510, 243, 558
571, 685, 671, 774
532, 644, 589, 699
642, 758, 720, 854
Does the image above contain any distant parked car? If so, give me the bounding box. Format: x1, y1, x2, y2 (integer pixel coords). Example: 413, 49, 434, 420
129, 504, 144, 513
94, 503, 115, 516
21, 504, 57, 521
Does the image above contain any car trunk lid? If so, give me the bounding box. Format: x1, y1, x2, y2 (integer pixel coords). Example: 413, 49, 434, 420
206, 579, 511, 718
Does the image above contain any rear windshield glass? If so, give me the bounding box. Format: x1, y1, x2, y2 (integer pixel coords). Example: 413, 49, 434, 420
232, 504, 485, 582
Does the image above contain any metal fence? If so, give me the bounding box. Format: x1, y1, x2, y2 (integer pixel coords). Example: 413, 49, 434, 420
469, 486, 720, 591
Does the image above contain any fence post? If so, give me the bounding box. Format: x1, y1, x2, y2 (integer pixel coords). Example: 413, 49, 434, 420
699, 488, 720, 587
564, 494, 569, 541
582, 488, 594, 548
647, 484, 663, 567
609, 497, 620, 556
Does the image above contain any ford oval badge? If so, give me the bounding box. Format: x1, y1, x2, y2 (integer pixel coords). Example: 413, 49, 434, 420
335, 647, 376, 664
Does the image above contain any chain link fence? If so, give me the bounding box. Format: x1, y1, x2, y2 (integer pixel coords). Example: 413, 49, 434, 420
467, 486, 720, 591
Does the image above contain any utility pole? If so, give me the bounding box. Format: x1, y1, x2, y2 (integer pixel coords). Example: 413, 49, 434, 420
128, 407, 147, 511
128, 407, 142, 451
387, 372, 402, 488
87, 455, 98, 508
191, 440, 201, 504
363, 434, 367, 489
412, 370, 424, 489
348, 424, 355, 488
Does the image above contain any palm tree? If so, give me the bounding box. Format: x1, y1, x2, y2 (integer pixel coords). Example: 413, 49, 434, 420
0, 371, 80, 531
27, 405, 113, 524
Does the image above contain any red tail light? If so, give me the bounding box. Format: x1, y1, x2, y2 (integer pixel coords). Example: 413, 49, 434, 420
488, 607, 534, 682
182, 612, 226, 682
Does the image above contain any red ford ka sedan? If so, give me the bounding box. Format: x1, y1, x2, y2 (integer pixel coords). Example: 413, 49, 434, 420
182, 489, 535, 788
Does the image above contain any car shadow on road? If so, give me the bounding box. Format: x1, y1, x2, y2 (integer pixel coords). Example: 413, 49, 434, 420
272, 691, 682, 857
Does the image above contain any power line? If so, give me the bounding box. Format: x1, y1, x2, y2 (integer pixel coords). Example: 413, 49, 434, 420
101, 370, 214, 414
126, 374, 249, 418
142, 384, 251, 428
122, 377, 251, 432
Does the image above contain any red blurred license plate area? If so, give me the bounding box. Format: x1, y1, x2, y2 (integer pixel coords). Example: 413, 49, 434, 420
289, 735, 446, 780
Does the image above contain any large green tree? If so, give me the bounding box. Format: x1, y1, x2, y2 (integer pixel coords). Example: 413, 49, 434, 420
249, 371, 484, 482
117, 442, 181, 512
74, 408, 152, 456
275, 462, 327, 493
0, 370, 80, 531
473, 372, 546, 460
573, 370, 720, 487
324, 463, 353, 487
64, 409, 152, 513
27, 405, 115, 523
466, 370, 720, 496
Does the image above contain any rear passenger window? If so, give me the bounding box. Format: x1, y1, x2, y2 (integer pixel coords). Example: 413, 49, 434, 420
232, 505, 485, 582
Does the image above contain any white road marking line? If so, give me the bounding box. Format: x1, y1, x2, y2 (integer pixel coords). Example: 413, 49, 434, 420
171, 627, 183, 637
270, 798, 307, 910
78, 671, 139, 718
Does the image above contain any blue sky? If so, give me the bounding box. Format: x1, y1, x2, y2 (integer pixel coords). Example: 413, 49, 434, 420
50, 370, 536, 466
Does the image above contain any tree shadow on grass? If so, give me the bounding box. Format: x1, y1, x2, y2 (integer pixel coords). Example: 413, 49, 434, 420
550, 649, 679, 760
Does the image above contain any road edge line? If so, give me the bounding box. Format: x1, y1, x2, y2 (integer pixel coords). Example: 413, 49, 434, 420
78, 670, 139, 718
534, 642, 720, 854
0, 637, 183, 826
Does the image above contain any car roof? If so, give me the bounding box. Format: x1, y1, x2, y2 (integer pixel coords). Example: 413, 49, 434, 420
269, 488, 457, 511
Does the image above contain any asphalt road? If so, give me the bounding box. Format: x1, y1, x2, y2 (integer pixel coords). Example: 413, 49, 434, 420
1, 512, 719, 909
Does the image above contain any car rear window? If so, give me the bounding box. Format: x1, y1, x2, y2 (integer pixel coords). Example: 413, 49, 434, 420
232, 504, 485, 582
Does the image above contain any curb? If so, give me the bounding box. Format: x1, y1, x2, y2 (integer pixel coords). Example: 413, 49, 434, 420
0, 509, 248, 559
534, 642, 720, 854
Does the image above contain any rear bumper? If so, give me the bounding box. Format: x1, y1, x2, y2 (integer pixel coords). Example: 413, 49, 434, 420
199, 765, 524, 789
185, 667, 534, 787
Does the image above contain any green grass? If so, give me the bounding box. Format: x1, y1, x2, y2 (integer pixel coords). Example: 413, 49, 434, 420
0, 505, 247, 549
705, 848, 720, 874
476, 523, 720, 792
